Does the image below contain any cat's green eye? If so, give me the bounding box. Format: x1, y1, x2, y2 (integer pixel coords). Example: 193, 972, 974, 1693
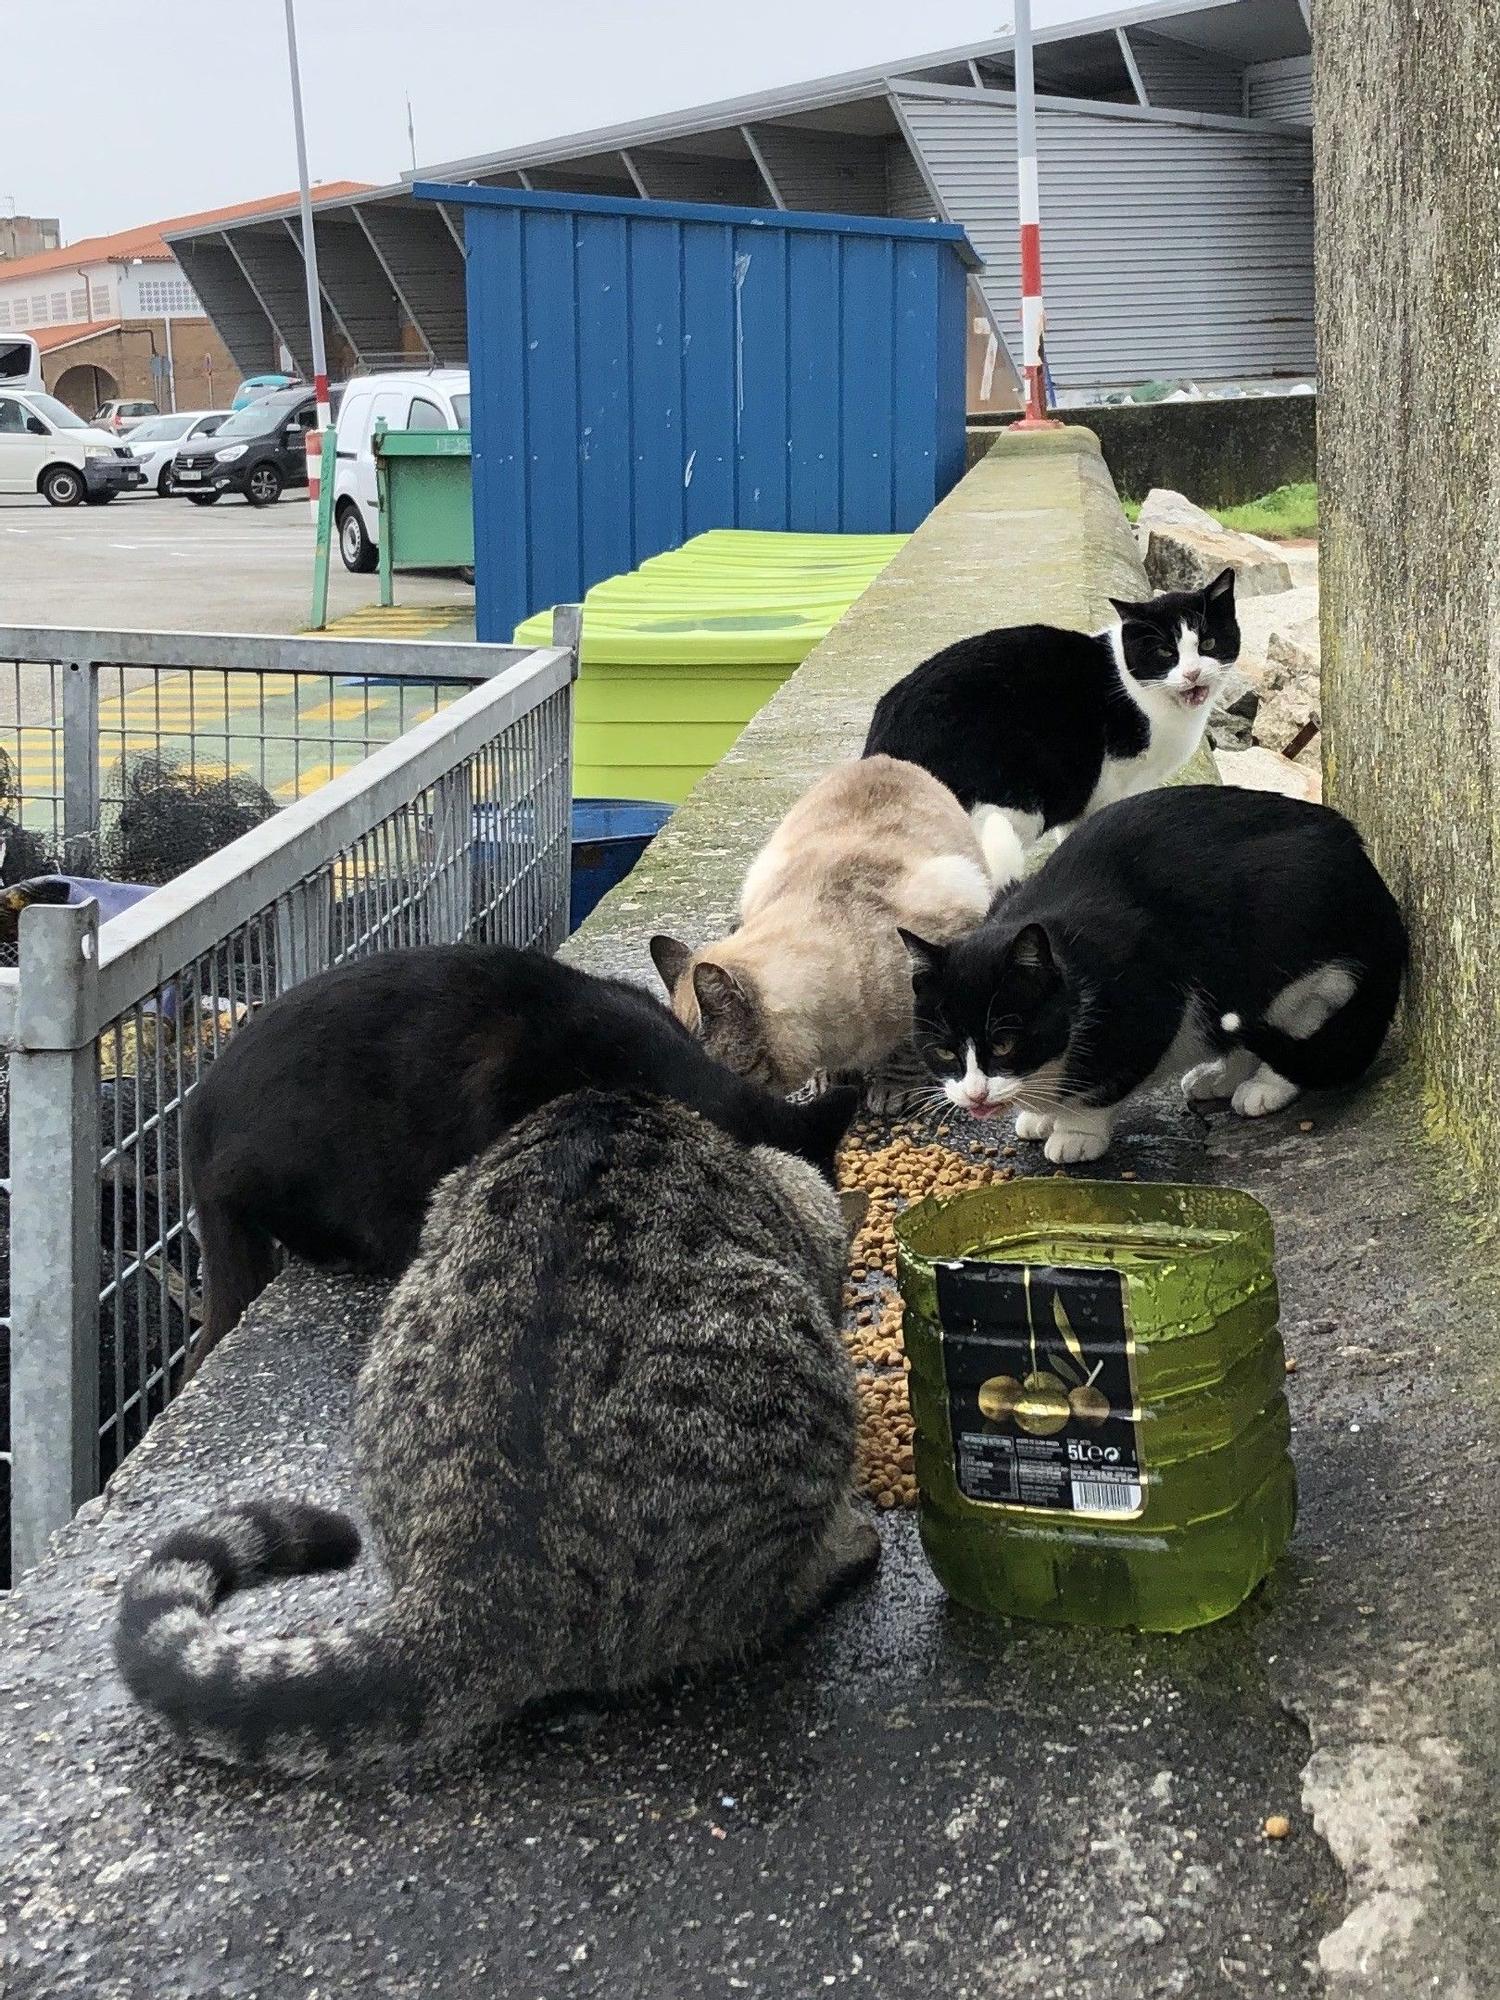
990, 1038, 1015, 1059
931, 1045, 958, 1065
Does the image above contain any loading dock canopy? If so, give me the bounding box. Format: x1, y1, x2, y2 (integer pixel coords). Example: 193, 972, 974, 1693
167, 0, 1312, 394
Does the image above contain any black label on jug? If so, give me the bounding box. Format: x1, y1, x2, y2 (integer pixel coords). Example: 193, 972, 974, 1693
935, 1261, 1144, 1519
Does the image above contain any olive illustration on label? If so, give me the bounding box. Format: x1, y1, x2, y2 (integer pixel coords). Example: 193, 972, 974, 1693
1015, 1370, 1071, 1436
1069, 1381, 1110, 1428
978, 1374, 1024, 1422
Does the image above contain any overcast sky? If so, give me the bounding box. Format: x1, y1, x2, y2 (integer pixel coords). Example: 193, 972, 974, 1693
5, 0, 1114, 241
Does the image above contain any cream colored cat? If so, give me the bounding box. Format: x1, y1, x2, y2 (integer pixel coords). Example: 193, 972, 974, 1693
650, 755, 1014, 1092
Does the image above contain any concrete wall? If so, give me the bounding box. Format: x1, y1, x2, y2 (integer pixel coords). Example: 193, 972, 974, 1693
1316, 1, 1500, 1199
968, 395, 1317, 507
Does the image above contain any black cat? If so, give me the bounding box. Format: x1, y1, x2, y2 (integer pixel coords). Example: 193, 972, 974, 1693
183, 945, 857, 1361
864, 571, 1239, 880
900, 787, 1406, 1164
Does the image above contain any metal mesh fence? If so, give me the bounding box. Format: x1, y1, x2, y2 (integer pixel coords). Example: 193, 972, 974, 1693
92, 663, 465, 824
90, 677, 570, 1484
0, 659, 65, 873
1, 627, 575, 1584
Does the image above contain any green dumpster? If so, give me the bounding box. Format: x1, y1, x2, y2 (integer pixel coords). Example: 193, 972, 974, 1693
373, 424, 475, 607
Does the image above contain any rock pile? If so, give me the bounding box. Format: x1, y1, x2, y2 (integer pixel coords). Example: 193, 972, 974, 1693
1139, 488, 1294, 600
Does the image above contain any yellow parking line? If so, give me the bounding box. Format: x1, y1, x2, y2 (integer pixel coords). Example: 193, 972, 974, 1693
272, 760, 359, 801
290, 695, 391, 726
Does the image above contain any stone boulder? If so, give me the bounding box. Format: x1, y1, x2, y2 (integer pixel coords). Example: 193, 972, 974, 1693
1207, 664, 1260, 750
1249, 614, 1321, 761
1144, 524, 1294, 599
1137, 488, 1223, 536
1266, 615, 1320, 680
1215, 744, 1322, 803
1253, 677, 1321, 760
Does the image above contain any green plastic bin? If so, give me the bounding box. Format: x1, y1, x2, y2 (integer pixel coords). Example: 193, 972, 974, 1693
514, 529, 905, 801
374, 426, 474, 608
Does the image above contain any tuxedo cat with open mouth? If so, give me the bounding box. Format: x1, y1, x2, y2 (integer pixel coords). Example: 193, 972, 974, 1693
900, 788, 1407, 1165
864, 570, 1238, 881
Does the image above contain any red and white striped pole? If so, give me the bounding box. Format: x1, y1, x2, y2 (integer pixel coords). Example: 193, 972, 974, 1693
1012, 0, 1059, 429
284, 0, 332, 519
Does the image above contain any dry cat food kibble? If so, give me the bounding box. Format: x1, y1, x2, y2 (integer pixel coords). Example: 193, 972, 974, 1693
837, 1128, 1012, 1509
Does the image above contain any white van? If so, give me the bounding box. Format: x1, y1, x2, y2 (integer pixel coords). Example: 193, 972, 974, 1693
0, 386, 147, 506
0, 336, 44, 393
332, 369, 470, 572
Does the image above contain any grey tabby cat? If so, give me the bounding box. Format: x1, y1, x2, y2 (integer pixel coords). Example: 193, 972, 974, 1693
116, 1090, 877, 1768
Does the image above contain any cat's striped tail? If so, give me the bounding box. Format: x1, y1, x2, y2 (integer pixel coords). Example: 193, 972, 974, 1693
115, 1499, 429, 1769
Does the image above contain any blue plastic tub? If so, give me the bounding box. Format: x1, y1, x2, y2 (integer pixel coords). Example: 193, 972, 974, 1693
569, 799, 672, 931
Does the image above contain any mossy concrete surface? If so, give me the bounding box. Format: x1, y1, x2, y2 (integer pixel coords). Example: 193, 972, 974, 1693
1316, 0, 1500, 1211
567, 425, 1213, 984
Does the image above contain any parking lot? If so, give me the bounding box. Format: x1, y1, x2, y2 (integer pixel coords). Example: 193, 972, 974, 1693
0, 488, 474, 637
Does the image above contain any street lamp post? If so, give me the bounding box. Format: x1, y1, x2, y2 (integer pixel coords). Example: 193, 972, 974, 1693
283, 0, 331, 516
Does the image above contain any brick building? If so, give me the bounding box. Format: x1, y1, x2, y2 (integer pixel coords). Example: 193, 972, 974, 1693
0, 185, 368, 414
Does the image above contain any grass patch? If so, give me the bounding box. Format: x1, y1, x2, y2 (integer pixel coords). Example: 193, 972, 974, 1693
1119, 483, 1317, 541
1219, 483, 1317, 539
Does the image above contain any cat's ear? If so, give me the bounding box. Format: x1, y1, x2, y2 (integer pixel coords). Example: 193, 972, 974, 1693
1204, 566, 1236, 606
1109, 597, 1148, 625
692, 959, 751, 1023
897, 927, 944, 980
649, 933, 694, 994
1008, 923, 1055, 975
837, 1188, 871, 1234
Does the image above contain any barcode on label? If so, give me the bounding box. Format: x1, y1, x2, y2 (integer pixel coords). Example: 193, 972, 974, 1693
1071, 1476, 1143, 1514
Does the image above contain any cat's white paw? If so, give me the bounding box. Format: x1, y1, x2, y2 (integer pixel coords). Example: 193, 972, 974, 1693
1181, 1051, 1257, 1102
1014, 1108, 1054, 1141
1044, 1124, 1112, 1165
1231, 1067, 1301, 1119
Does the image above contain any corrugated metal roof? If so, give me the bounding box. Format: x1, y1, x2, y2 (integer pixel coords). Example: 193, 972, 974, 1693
406, 0, 1306, 185
1, 184, 372, 282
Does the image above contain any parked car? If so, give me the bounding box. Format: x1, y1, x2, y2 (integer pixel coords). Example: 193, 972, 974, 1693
93, 398, 159, 436
124, 410, 230, 495
0, 387, 146, 505
231, 373, 298, 411
332, 369, 470, 572
170, 384, 337, 507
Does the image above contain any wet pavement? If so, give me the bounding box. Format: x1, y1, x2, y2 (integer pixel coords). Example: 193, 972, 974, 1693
8, 1059, 1493, 1999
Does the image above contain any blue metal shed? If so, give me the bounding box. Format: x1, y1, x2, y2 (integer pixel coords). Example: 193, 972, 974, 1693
413, 183, 978, 642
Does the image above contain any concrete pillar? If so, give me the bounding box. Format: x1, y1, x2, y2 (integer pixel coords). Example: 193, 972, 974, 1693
1315, 2, 1500, 1198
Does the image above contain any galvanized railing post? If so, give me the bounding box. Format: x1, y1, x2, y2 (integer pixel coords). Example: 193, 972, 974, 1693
551, 602, 583, 680
61, 658, 99, 866
9, 900, 101, 1578
440, 760, 475, 941
549, 606, 582, 952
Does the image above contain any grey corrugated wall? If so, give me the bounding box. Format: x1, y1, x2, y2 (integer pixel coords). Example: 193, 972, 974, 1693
744, 126, 889, 212
627, 153, 772, 206
1246, 56, 1313, 122
896, 92, 1315, 388
885, 134, 940, 219
1122, 30, 1245, 114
